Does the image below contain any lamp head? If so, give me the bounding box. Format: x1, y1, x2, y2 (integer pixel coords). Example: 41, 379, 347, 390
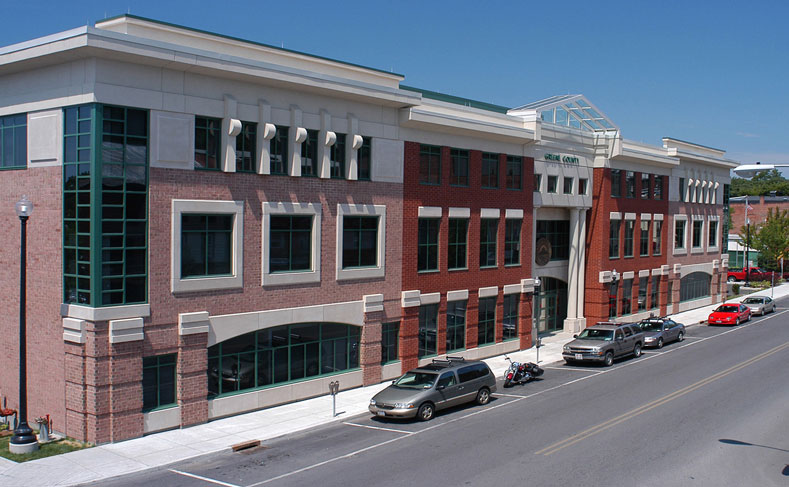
15, 195, 33, 218
533, 277, 541, 288
733, 162, 775, 179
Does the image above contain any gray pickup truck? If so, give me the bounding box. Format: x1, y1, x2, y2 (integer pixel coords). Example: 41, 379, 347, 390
562, 323, 644, 366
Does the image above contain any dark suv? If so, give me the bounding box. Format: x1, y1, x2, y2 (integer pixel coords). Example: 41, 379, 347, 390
562, 323, 645, 366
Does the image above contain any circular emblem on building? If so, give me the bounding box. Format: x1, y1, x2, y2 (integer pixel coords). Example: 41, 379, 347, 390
535, 237, 552, 266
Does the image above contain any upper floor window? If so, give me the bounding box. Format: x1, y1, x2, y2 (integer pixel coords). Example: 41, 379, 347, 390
674, 219, 686, 250
692, 220, 703, 248
357, 136, 372, 181
609, 219, 620, 259
419, 144, 441, 185
653, 220, 663, 255
181, 213, 234, 278
640, 220, 650, 257
270, 215, 312, 272
195, 116, 221, 170
536, 220, 570, 260
611, 169, 622, 197
708, 220, 719, 248
342, 216, 378, 268
563, 177, 574, 194
578, 178, 588, 195
625, 171, 636, 198
417, 218, 440, 272
481, 152, 499, 189
506, 156, 522, 190
641, 173, 651, 199
480, 218, 498, 268
679, 177, 686, 202
448, 218, 468, 270
504, 219, 521, 266
270, 126, 289, 175
653, 175, 663, 200
624, 220, 635, 257
534, 173, 542, 192
301, 129, 319, 177
330, 133, 346, 179
450, 148, 469, 186
236, 122, 257, 173
0, 114, 27, 169
547, 175, 558, 193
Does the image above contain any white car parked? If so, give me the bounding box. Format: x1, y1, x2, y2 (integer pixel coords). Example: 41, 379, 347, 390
741, 296, 776, 316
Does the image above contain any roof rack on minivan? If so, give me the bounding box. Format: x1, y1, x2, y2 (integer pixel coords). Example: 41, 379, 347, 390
431, 356, 466, 366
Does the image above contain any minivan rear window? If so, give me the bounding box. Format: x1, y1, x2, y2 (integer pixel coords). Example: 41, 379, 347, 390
457, 363, 488, 383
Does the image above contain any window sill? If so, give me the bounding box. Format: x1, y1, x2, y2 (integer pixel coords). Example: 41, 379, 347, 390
482, 186, 500, 190
419, 182, 442, 186
0, 166, 27, 171
504, 263, 521, 268
417, 269, 440, 274
143, 404, 178, 414
450, 183, 470, 188
480, 265, 498, 270
448, 267, 469, 272
507, 188, 523, 191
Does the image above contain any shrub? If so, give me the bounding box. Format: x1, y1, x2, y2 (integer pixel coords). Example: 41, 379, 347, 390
732, 284, 741, 295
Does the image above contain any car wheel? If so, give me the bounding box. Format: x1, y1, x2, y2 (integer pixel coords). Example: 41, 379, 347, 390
503, 378, 512, 388
727, 276, 736, 282
476, 387, 491, 405
417, 402, 435, 421
604, 352, 614, 367
735, 317, 740, 326
677, 331, 684, 342
633, 343, 643, 358
657, 338, 664, 349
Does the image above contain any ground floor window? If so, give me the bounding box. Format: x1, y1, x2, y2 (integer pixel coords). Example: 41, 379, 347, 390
503, 294, 518, 340
680, 272, 711, 302
608, 280, 618, 318
142, 354, 176, 411
446, 300, 466, 352
208, 323, 360, 397
478, 297, 496, 345
381, 322, 399, 364
650, 276, 659, 309
419, 304, 438, 358
638, 276, 648, 312
621, 279, 633, 315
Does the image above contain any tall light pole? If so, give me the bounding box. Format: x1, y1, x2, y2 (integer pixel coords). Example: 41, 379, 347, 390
9, 195, 38, 454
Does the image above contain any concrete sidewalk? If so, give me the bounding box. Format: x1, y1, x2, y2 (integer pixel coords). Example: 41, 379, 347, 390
1, 283, 787, 487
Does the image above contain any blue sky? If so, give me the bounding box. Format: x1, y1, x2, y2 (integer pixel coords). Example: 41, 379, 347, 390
4, 0, 788, 166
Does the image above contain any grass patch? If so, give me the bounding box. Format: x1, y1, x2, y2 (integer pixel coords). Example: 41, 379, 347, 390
0, 430, 91, 463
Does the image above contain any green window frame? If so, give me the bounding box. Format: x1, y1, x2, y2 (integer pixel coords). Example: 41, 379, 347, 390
270, 215, 312, 272
301, 129, 318, 177
578, 178, 588, 195
653, 220, 663, 255
534, 173, 542, 192
640, 220, 650, 257
419, 144, 441, 185
181, 214, 234, 278
448, 218, 468, 270
330, 133, 346, 179
503, 294, 518, 341
680, 272, 711, 302
638, 276, 648, 312
446, 300, 466, 352
0, 113, 27, 169
418, 304, 438, 358
504, 219, 521, 266
506, 155, 522, 190
547, 175, 558, 193
357, 136, 372, 181
563, 177, 573, 194
142, 354, 176, 412
450, 148, 469, 186
195, 116, 221, 170
675, 220, 686, 250
207, 323, 360, 397
479, 218, 498, 268
342, 216, 378, 268
624, 220, 635, 257
626, 171, 636, 198
611, 169, 622, 197
653, 175, 663, 199
641, 173, 651, 199
481, 152, 499, 189
692, 220, 703, 248
621, 279, 633, 315
417, 218, 440, 272
608, 280, 618, 318
478, 297, 496, 346
381, 322, 399, 364
236, 122, 257, 173
536, 220, 570, 260
679, 177, 686, 202
270, 126, 289, 175
609, 220, 620, 259
708, 220, 718, 248
650, 276, 659, 310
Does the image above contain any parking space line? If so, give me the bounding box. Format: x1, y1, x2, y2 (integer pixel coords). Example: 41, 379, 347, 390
543, 366, 600, 372
169, 469, 241, 487
342, 422, 413, 435
494, 392, 526, 398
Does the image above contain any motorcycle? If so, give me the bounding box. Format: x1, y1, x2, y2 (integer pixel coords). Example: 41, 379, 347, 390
503, 355, 544, 387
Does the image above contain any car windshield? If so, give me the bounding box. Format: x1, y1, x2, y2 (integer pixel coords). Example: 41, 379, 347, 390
576, 329, 614, 341
393, 371, 438, 389
742, 298, 764, 304
640, 322, 664, 332
715, 305, 739, 313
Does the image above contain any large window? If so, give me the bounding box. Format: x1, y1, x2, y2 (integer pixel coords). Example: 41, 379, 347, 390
640, 220, 650, 257
419, 144, 441, 184
504, 219, 521, 266
480, 218, 498, 267
301, 129, 318, 177
446, 300, 466, 352
653, 220, 663, 255
419, 304, 438, 358
611, 169, 622, 197
608, 280, 618, 318
547, 175, 558, 193
536, 220, 570, 260
503, 294, 518, 340
624, 220, 635, 258
481, 152, 499, 188
708, 220, 718, 248
342, 216, 378, 268
448, 218, 468, 270
181, 214, 234, 278
641, 173, 651, 199
381, 322, 399, 364
563, 177, 574, 194
450, 149, 469, 186
609, 220, 620, 259
142, 354, 176, 412
650, 276, 659, 310
626, 171, 636, 198
653, 175, 663, 200
208, 323, 360, 396
236, 122, 257, 173
478, 297, 496, 346
679, 177, 686, 202
674, 219, 686, 250
330, 133, 346, 179
534, 174, 542, 192
638, 276, 648, 312
621, 279, 633, 315
579, 178, 588, 195
270, 215, 312, 272
692, 220, 703, 248
418, 218, 440, 272
506, 156, 522, 190
270, 126, 289, 175
357, 136, 371, 180
0, 113, 27, 169
195, 116, 220, 170
680, 272, 711, 302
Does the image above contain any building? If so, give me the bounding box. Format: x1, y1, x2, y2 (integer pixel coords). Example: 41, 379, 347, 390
0, 15, 736, 444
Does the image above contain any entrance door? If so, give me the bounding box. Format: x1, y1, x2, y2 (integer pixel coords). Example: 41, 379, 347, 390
534, 277, 568, 333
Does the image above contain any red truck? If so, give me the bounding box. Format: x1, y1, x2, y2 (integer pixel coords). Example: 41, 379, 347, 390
726, 267, 775, 282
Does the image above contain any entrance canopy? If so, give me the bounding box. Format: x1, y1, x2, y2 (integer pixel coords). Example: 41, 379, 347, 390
509, 95, 618, 134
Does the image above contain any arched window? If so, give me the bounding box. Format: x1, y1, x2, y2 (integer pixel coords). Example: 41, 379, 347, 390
680, 272, 711, 302
207, 323, 360, 397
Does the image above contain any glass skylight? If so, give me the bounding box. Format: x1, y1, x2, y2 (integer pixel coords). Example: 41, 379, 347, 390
511, 95, 618, 133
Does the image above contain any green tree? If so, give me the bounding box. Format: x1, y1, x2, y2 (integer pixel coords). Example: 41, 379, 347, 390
746, 208, 789, 270
731, 169, 789, 196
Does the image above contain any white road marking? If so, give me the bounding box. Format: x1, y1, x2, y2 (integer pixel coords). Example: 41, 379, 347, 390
494, 392, 527, 398
169, 469, 241, 487
543, 366, 600, 372
343, 422, 413, 434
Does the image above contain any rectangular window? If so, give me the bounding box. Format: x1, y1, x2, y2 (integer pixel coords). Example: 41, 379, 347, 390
419, 144, 441, 184
723, 184, 730, 205
611, 169, 622, 197
330, 133, 346, 179
270, 215, 312, 272
418, 303, 438, 358
503, 294, 518, 340
609, 220, 621, 259
477, 297, 496, 346
653, 175, 663, 200
195, 116, 220, 170
578, 178, 588, 195
667, 281, 673, 306
446, 300, 466, 352
641, 173, 651, 198
357, 136, 372, 180
381, 322, 399, 364
142, 354, 176, 412
621, 279, 633, 315
181, 214, 234, 278
536, 220, 571, 260
506, 155, 522, 190
0, 113, 27, 169
653, 220, 663, 255
638, 276, 648, 312
448, 218, 468, 270
270, 126, 289, 175
563, 177, 574, 194
675, 220, 686, 250
417, 218, 440, 272
480, 218, 498, 267
342, 216, 378, 268
534, 173, 542, 192
481, 152, 499, 188
450, 148, 469, 186
504, 219, 521, 266
301, 129, 318, 177
640, 220, 650, 257
608, 280, 618, 318
708, 220, 718, 248
679, 177, 686, 202
692, 220, 703, 248
650, 276, 659, 310
624, 220, 635, 257
626, 171, 636, 198
547, 175, 558, 193
236, 122, 257, 173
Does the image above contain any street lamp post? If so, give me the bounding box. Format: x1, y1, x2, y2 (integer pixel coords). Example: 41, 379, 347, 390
9, 195, 38, 454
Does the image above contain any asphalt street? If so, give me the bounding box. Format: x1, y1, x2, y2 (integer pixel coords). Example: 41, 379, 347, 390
91, 299, 789, 487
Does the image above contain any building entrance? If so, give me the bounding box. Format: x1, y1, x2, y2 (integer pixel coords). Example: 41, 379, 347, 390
534, 277, 568, 333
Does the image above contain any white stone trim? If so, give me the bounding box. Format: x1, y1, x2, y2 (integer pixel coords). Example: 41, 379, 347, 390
447, 290, 469, 302
638, 269, 650, 277
679, 262, 714, 277
661, 264, 670, 274
622, 271, 635, 280
262, 202, 322, 286
503, 284, 521, 295
673, 263, 682, 274
653, 213, 664, 221
651, 267, 663, 276
63, 318, 86, 344
28, 109, 62, 167
610, 212, 622, 220
401, 290, 421, 308
624, 212, 636, 220
144, 406, 181, 434
418, 206, 442, 218
480, 208, 500, 219
674, 214, 688, 220
640, 213, 651, 221
521, 278, 538, 292
179, 311, 210, 336
505, 209, 524, 219
420, 292, 441, 305
448, 207, 470, 218
336, 204, 386, 281
478, 286, 498, 298
692, 214, 704, 221
109, 317, 144, 344
599, 271, 613, 283
363, 294, 384, 313
712, 260, 720, 270
60, 303, 151, 322
171, 199, 244, 293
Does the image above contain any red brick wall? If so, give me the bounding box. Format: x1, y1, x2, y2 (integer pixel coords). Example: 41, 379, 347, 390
729, 197, 789, 232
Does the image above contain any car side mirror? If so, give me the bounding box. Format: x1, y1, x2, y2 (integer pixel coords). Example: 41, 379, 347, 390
573, 334, 578, 338
436, 385, 445, 391
616, 336, 623, 341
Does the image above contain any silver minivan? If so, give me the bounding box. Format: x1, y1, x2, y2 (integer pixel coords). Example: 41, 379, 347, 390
369, 357, 497, 421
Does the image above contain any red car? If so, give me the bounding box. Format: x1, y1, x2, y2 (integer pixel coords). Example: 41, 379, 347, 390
708, 303, 751, 326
